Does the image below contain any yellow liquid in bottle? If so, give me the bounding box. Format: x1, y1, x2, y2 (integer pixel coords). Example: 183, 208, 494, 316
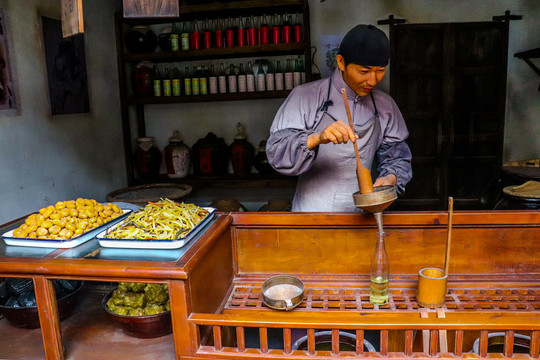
369, 276, 389, 305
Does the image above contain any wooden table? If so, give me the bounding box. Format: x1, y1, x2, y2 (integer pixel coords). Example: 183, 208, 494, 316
0, 210, 539, 359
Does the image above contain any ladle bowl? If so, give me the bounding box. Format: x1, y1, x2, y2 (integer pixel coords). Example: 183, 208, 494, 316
353, 185, 397, 214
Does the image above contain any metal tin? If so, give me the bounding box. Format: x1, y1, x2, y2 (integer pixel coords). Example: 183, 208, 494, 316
262, 275, 304, 311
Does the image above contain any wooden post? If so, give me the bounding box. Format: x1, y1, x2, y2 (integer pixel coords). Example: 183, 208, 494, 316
61, 0, 84, 38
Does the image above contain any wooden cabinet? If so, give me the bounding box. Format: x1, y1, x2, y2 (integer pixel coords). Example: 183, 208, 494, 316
1, 211, 539, 359
389, 21, 509, 211
115, 0, 312, 185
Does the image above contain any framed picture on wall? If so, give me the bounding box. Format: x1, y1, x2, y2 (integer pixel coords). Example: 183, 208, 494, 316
41, 15, 90, 116
0, 9, 20, 116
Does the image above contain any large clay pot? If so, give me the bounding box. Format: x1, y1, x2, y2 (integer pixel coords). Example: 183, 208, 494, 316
163, 131, 191, 178
192, 132, 228, 177
253, 139, 279, 176
126, 26, 157, 53
134, 137, 161, 180
229, 123, 254, 177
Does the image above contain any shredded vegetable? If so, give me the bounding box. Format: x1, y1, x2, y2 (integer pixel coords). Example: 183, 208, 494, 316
105, 199, 209, 240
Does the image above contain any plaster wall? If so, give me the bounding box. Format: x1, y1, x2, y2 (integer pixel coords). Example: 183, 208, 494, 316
0, 0, 125, 223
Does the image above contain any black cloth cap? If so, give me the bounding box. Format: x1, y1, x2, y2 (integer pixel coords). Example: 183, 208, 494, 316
338, 24, 389, 66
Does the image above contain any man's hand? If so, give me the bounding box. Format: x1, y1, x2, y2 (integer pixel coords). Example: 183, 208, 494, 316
373, 174, 397, 187
307, 120, 358, 149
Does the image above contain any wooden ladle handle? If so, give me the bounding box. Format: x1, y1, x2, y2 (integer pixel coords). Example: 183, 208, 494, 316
341, 89, 374, 194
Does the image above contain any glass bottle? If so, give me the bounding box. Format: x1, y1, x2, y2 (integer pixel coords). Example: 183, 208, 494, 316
162, 68, 171, 96
271, 13, 281, 44
184, 66, 192, 96
192, 66, 200, 95
199, 66, 208, 95
170, 22, 179, 51
282, 14, 292, 44
152, 66, 162, 96
293, 58, 301, 88
203, 19, 212, 49
218, 63, 227, 94
256, 61, 265, 92
191, 20, 200, 50
172, 67, 181, 96
284, 59, 293, 90
369, 231, 389, 305
237, 63, 247, 93
181, 22, 190, 50
237, 16, 245, 47
299, 59, 306, 84
228, 64, 237, 93
293, 13, 303, 43
274, 60, 284, 91
246, 61, 255, 92
247, 15, 257, 46
225, 17, 234, 47
215, 18, 224, 48
208, 64, 218, 94
265, 61, 275, 91
259, 14, 269, 45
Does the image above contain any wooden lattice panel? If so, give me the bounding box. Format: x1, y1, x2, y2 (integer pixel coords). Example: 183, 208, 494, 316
225, 285, 540, 312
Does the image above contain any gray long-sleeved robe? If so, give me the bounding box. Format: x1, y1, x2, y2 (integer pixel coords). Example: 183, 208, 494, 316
267, 68, 412, 212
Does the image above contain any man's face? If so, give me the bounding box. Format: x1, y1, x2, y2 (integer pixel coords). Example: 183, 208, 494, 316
336, 55, 386, 97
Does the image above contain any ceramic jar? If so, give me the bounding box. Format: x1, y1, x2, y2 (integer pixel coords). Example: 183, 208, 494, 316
134, 61, 154, 96
229, 123, 255, 177
163, 131, 191, 178
253, 139, 278, 176
134, 137, 161, 179
125, 26, 157, 53
192, 132, 228, 177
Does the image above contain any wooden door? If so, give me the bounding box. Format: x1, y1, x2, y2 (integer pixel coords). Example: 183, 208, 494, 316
389, 22, 508, 210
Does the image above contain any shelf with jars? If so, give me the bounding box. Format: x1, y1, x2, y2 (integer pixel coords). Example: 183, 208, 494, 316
115, 0, 311, 185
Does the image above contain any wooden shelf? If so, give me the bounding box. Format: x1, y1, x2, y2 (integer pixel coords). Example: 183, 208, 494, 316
127, 90, 291, 105
124, 42, 308, 63
134, 174, 298, 189
121, 0, 305, 24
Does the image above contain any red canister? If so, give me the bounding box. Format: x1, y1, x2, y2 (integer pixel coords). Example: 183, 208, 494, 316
260, 26, 269, 45
225, 29, 235, 47
294, 24, 302, 42
203, 31, 212, 49
237, 28, 245, 46
247, 27, 257, 45
215, 29, 223, 48
272, 25, 280, 44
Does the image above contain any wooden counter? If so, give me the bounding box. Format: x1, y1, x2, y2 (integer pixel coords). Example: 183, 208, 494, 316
0, 210, 539, 359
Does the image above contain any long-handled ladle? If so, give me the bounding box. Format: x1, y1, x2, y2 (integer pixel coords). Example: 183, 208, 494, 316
341, 88, 374, 195
444, 197, 454, 276
342, 89, 396, 233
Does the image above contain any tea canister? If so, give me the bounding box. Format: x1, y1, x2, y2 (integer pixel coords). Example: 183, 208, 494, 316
229, 123, 255, 177
134, 137, 161, 180
163, 131, 191, 178
192, 132, 228, 177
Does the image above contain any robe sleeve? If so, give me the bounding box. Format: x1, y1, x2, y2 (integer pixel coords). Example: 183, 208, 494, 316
375, 94, 413, 194
266, 83, 326, 176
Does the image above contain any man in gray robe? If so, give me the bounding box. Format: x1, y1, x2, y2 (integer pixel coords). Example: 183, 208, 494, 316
267, 24, 412, 212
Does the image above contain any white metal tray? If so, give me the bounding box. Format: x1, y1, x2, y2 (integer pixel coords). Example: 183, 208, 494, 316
97, 207, 215, 250
2, 210, 132, 248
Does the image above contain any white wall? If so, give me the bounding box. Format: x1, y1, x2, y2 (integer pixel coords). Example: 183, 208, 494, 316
0, 0, 538, 222
0, 0, 125, 224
